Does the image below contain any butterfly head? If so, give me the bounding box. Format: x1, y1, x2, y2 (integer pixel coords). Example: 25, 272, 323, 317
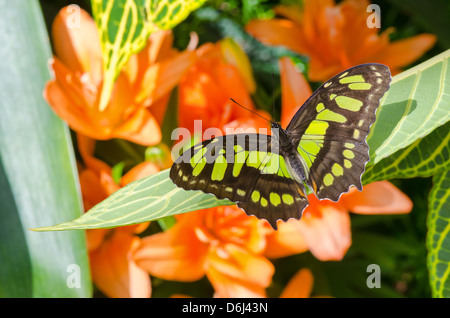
271, 121, 291, 148
271, 121, 283, 131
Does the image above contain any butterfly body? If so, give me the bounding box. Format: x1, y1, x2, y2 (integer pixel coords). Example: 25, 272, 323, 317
272, 122, 310, 189
170, 64, 391, 229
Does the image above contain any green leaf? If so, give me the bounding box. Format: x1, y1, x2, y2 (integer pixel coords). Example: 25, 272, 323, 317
367, 49, 450, 167
33, 169, 233, 231
363, 121, 450, 184
146, 0, 207, 30
427, 170, 450, 297
91, 0, 206, 111
157, 216, 177, 231
0, 1, 91, 297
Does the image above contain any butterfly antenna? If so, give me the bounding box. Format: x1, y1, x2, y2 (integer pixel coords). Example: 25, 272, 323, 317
271, 73, 276, 120
229, 98, 272, 124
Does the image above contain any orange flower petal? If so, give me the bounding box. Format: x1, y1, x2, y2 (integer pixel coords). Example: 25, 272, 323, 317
113, 107, 162, 146
280, 268, 314, 298
220, 38, 256, 93
52, 6, 102, 85
207, 266, 267, 298
137, 50, 196, 105
77, 134, 112, 173
178, 40, 259, 135
222, 109, 271, 133
299, 205, 352, 261
44, 81, 86, 134
273, 5, 304, 26
86, 229, 108, 252
90, 231, 151, 298
215, 64, 256, 121
48, 56, 99, 108
121, 161, 160, 186
46, 59, 147, 142
207, 244, 274, 298
208, 244, 274, 287
375, 34, 437, 69
342, 181, 413, 214
147, 30, 175, 65
44, 74, 100, 138
79, 169, 112, 210
178, 65, 228, 132
248, 0, 436, 82
264, 219, 309, 258
149, 92, 170, 127
246, 19, 307, 54
279, 57, 313, 127
134, 213, 209, 282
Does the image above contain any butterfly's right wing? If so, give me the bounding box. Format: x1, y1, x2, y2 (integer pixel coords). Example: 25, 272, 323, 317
286, 64, 391, 201
170, 134, 308, 229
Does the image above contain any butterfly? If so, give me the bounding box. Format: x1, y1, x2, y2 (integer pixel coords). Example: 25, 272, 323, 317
170, 64, 391, 229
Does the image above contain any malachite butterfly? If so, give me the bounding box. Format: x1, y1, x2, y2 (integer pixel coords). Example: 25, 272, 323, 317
170, 64, 391, 229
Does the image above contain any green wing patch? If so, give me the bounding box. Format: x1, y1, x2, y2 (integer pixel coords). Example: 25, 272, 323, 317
286, 64, 391, 200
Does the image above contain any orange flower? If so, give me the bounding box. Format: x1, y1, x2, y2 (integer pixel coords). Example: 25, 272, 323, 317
280, 268, 314, 298
44, 6, 195, 145
279, 268, 332, 297
279, 57, 312, 127
266, 181, 412, 261
134, 206, 274, 298
263, 57, 413, 261
177, 38, 270, 137
87, 223, 151, 298
246, 0, 436, 81
78, 135, 166, 298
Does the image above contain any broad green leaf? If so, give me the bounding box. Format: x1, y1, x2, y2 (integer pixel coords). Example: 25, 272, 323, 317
91, 0, 206, 111
427, 170, 450, 297
367, 49, 450, 167
33, 169, 233, 231
0, 0, 90, 297
363, 121, 450, 184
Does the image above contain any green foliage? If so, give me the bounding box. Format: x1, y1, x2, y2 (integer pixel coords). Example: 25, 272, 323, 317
364, 122, 450, 184
33, 169, 233, 231
367, 50, 450, 166
427, 170, 450, 297
0, 0, 91, 297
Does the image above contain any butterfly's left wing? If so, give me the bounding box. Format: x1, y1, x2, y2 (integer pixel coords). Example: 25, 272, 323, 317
286, 64, 391, 200
170, 134, 308, 229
